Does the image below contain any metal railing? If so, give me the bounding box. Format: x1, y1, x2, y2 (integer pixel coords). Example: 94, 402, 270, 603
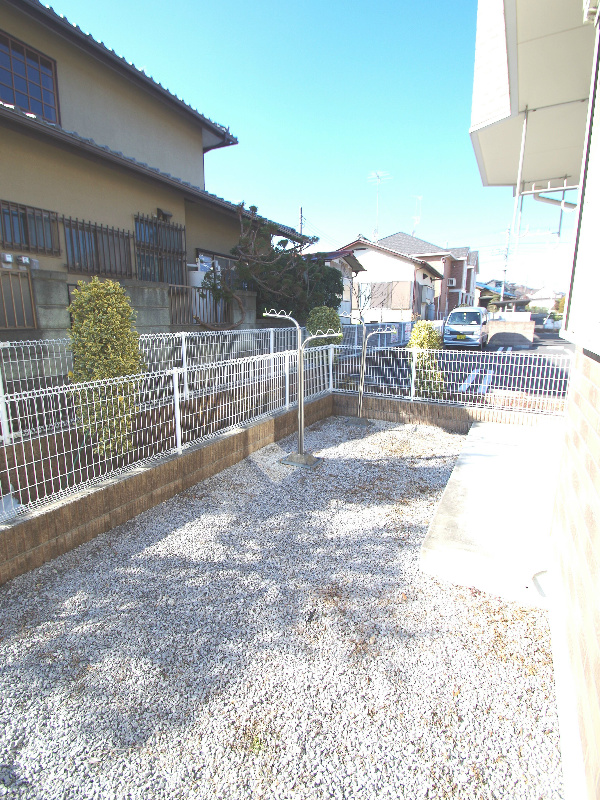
332, 346, 571, 414
168, 284, 231, 327
0, 269, 37, 330
0, 327, 303, 395
0, 345, 333, 522
341, 321, 413, 349
0, 342, 571, 523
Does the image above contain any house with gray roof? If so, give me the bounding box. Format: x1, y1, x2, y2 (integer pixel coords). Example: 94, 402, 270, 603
0, 0, 300, 336
377, 231, 479, 317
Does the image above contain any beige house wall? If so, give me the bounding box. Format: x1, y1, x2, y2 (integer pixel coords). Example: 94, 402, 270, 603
1, 2, 206, 187
184, 201, 241, 263
0, 125, 186, 274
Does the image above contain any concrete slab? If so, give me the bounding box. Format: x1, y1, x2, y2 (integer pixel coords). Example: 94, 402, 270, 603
420, 419, 565, 607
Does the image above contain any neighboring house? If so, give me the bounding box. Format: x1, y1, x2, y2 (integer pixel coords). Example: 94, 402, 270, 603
320, 249, 366, 318
470, 1, 599, 797
378, 231, 479, 316
476, 280, 529, 310
526, 286, 561, 312
337, 237, 443, 322
0, 0, 299, 337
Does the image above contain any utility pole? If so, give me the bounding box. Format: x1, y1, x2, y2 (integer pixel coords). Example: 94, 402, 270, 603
299, 207, 303, 236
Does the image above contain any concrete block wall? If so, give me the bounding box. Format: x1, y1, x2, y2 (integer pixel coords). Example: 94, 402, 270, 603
551, 348, 600, 800
0, 395, 332, 587
332, 393, 549, 433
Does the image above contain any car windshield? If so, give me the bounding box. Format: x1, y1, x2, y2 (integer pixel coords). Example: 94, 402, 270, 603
447, 311, 482, 325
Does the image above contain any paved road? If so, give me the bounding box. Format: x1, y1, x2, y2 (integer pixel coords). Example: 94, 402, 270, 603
486, 330, 575, 355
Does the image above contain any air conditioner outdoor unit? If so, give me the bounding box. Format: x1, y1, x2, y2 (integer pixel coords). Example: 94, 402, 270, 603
447, 278, 456, 287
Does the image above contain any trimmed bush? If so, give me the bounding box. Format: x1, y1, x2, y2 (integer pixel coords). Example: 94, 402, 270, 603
407, 320, 442, 350
68, 278, 142, 458
407, 320, 445, 399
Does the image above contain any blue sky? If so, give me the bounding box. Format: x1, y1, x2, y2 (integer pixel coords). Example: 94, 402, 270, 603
46, 0, 576, 290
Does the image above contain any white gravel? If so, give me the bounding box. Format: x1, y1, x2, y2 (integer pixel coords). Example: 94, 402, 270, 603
0, 417, 562, 799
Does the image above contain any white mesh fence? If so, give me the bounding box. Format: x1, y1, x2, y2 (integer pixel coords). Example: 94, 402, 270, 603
332, 346, 571, 413
0, 328, 303, 393
0, 345, 331, 523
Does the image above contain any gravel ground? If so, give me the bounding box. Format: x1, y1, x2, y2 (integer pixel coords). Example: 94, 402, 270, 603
0, 418, 562, 800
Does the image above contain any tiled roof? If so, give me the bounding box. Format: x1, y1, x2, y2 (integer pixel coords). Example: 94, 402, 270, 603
378, 232, 446, 255
0, 101, 300, 240
379, 231, 478, 265
7, 0, 237, 150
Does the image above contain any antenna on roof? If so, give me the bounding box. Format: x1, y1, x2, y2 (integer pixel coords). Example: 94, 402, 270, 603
367, 171, 392, 243
411, 196, 422, 236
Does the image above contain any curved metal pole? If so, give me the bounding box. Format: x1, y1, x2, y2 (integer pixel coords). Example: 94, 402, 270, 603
357, 326, 397, 420
264, 310, 340, 465
263, 309, 302, 448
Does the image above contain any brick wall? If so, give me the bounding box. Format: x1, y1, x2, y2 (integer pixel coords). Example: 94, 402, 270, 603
552, 348, 600, 800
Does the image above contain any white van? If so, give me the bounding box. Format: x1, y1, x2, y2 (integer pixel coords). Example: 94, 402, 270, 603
443, 306, 489, 348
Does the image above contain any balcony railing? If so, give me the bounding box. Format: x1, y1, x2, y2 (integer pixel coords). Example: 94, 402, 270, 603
169, 284, 232, 327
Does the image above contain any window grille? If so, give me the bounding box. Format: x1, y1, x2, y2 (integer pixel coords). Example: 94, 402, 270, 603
0, 200, 60, 255
0, 269, 36, 329
0, 31, 59, 123
63, 218, 133, 277
135, 214, 186, 285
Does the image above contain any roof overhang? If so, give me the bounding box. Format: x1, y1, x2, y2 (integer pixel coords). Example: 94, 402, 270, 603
470, 0, 596, 191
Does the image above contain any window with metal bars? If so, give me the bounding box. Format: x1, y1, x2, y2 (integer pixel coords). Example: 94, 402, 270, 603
63, 218, 133, 277
0, 31, 59, 123
135, 214, 186, 285
0, 199, 60, 255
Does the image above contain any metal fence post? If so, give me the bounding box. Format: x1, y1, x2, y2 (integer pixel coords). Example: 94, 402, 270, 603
180, 332, 189, 400
0, 371, 12, 444
172, 367, 183, 454
328, 344, 334, 392
285, 351, 290, 408
269, 328, 275, 377
410, 348, 417, 401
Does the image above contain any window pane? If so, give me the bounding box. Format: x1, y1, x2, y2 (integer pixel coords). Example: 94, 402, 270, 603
13, 75, 27, 93
43, 106, 56, 122
29, 98, 43, 116
0, 84, 13, 103
42, 88, 54, 104
39, 58, 52, 75
15, 91, 28, 108
41, 73, 53, 90
26, 52, 38, 67
11, 43, 24, 58
26, 65, 40, 84
11, 57, 25, 77
0, 51, 9, 69
0, 35, 9, 52
0, 66, 11, 85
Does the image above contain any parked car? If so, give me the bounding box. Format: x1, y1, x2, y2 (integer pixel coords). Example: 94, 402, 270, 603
443, 307, 489, 348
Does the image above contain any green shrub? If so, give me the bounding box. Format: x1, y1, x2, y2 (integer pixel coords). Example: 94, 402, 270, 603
68, 277, 142, 458
407, 320, 442, 349
407, 320, 445, 399
305, 306, 342, 347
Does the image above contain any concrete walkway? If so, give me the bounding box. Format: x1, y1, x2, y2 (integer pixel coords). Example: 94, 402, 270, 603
421, 418, 565, 608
